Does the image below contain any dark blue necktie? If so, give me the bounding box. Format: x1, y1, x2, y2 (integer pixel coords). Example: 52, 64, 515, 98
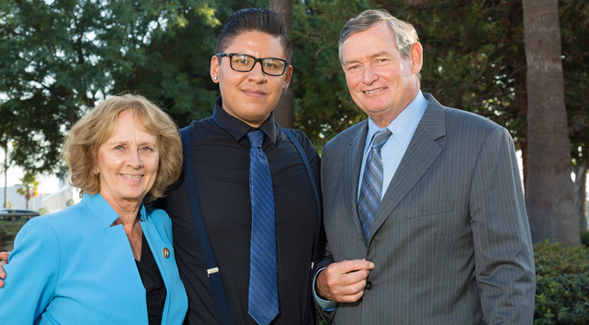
358, 129, 392, 242
247, 130, 279, 325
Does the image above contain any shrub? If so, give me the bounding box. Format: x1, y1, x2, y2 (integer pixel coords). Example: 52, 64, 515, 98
534, 241, 589, 325
580, 231, 589, 247
0, 220, 27, 241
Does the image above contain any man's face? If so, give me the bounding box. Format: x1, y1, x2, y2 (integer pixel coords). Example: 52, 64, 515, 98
341, 22, 422, 127
210, 31, 292, 128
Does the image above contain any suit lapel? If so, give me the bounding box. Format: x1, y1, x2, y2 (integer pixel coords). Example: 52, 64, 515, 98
343, 121, 369, 238
369, 94, 447, 243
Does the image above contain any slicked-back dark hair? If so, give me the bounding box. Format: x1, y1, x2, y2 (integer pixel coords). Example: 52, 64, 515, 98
216, 8, 292, 62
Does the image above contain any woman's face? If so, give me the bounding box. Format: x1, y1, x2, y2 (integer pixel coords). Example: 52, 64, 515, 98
95, 109, 159, 207
210, 31, 293, 127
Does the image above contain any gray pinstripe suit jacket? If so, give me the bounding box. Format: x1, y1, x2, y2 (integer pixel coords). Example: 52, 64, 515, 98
318, 93, 535, 324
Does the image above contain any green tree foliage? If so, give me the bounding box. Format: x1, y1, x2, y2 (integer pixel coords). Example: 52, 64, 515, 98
291, 0, 530, 149
562, 1, 589, 230
109, 0, 269, 129
1, 0, 588, 181
0, 0, 220, 173
135, 0, 269, 129
292, 0, 371, 147
370, 0, 528, 142
112, 0, 222, 126
563, 0, 589, 165
581, 230, 589, 247
294, 0, 587, 205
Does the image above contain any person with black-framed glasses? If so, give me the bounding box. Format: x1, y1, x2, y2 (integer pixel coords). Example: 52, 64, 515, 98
156, 8, 322, 325
215, 53, 289, 76
0, 8, 324, 325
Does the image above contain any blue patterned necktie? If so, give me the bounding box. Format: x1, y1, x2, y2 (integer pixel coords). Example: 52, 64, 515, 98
247, 130, 279, 325
358, 128, 393, 242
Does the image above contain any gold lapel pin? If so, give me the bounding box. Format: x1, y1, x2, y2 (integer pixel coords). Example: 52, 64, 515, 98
162, 247, 170, 259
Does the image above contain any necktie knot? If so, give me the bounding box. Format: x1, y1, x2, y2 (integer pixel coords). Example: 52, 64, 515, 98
372, 129, 392, 151
248, 130, 265, 149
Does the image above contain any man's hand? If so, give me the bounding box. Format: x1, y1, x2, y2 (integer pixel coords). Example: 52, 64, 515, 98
316, 259, 374, 303
0, 251, 11, 288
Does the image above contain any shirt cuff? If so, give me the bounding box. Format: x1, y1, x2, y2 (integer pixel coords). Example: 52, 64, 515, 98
313, 267, 337, 311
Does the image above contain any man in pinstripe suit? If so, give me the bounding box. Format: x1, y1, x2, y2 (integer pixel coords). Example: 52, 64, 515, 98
314, 9, 535, 324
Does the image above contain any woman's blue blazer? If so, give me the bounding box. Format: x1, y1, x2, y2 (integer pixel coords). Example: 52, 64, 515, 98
0, 193, 188, 324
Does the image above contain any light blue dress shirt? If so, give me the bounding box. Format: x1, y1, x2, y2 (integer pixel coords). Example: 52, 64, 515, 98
315, 90, 428, 310
357, 90, 428, 200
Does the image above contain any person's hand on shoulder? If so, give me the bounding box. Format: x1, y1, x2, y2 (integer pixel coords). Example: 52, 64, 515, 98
0, 251, 11, 288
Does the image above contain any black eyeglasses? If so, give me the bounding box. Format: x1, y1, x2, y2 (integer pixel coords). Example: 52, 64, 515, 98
216, 53, 289, 76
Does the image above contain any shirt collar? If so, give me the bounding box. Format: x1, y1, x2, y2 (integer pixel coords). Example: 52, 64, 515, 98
366, 90, 428, 149
212, 96, 278, 145
81, 193, 147, 225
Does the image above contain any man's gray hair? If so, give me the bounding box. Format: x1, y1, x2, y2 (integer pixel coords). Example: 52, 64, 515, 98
338, 9, 420, 63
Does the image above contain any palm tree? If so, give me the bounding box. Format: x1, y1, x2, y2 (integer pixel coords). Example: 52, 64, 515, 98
270, 0, 295, 128
522, 0, 579, 245
2, 141, 8, 208
17, 172, 39, 210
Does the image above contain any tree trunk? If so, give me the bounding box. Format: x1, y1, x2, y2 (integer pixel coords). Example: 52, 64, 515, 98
523, 0, 580, 245
269, 0, 295, 128
574, 165, 588, 231
3, 142, 7, 208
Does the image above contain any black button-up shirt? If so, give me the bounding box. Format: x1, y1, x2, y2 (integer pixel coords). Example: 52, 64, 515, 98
158, 97, 320, 324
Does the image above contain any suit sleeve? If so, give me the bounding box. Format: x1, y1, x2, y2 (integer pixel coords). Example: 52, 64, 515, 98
313, 140, 337, 320
288, 129, 327, 264
316, 139, 334, 271
469, 127, 535, 324
0, 218, 59, 323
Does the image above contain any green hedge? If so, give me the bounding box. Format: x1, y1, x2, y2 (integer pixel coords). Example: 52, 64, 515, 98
534, 241, 589, 325
0, 220, 27, 241
580, 230, 589, 247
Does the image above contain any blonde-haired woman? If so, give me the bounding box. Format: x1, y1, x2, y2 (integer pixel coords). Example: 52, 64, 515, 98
0, 94, 187, 324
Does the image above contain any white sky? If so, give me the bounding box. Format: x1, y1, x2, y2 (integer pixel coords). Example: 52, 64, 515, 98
0, 144, 60, 194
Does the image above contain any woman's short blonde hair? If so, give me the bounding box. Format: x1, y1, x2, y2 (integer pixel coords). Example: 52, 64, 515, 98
62, 94, 183, 202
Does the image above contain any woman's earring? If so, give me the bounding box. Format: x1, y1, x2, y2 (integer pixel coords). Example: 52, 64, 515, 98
282, 84, 286, 90
214, 76, 218, 81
